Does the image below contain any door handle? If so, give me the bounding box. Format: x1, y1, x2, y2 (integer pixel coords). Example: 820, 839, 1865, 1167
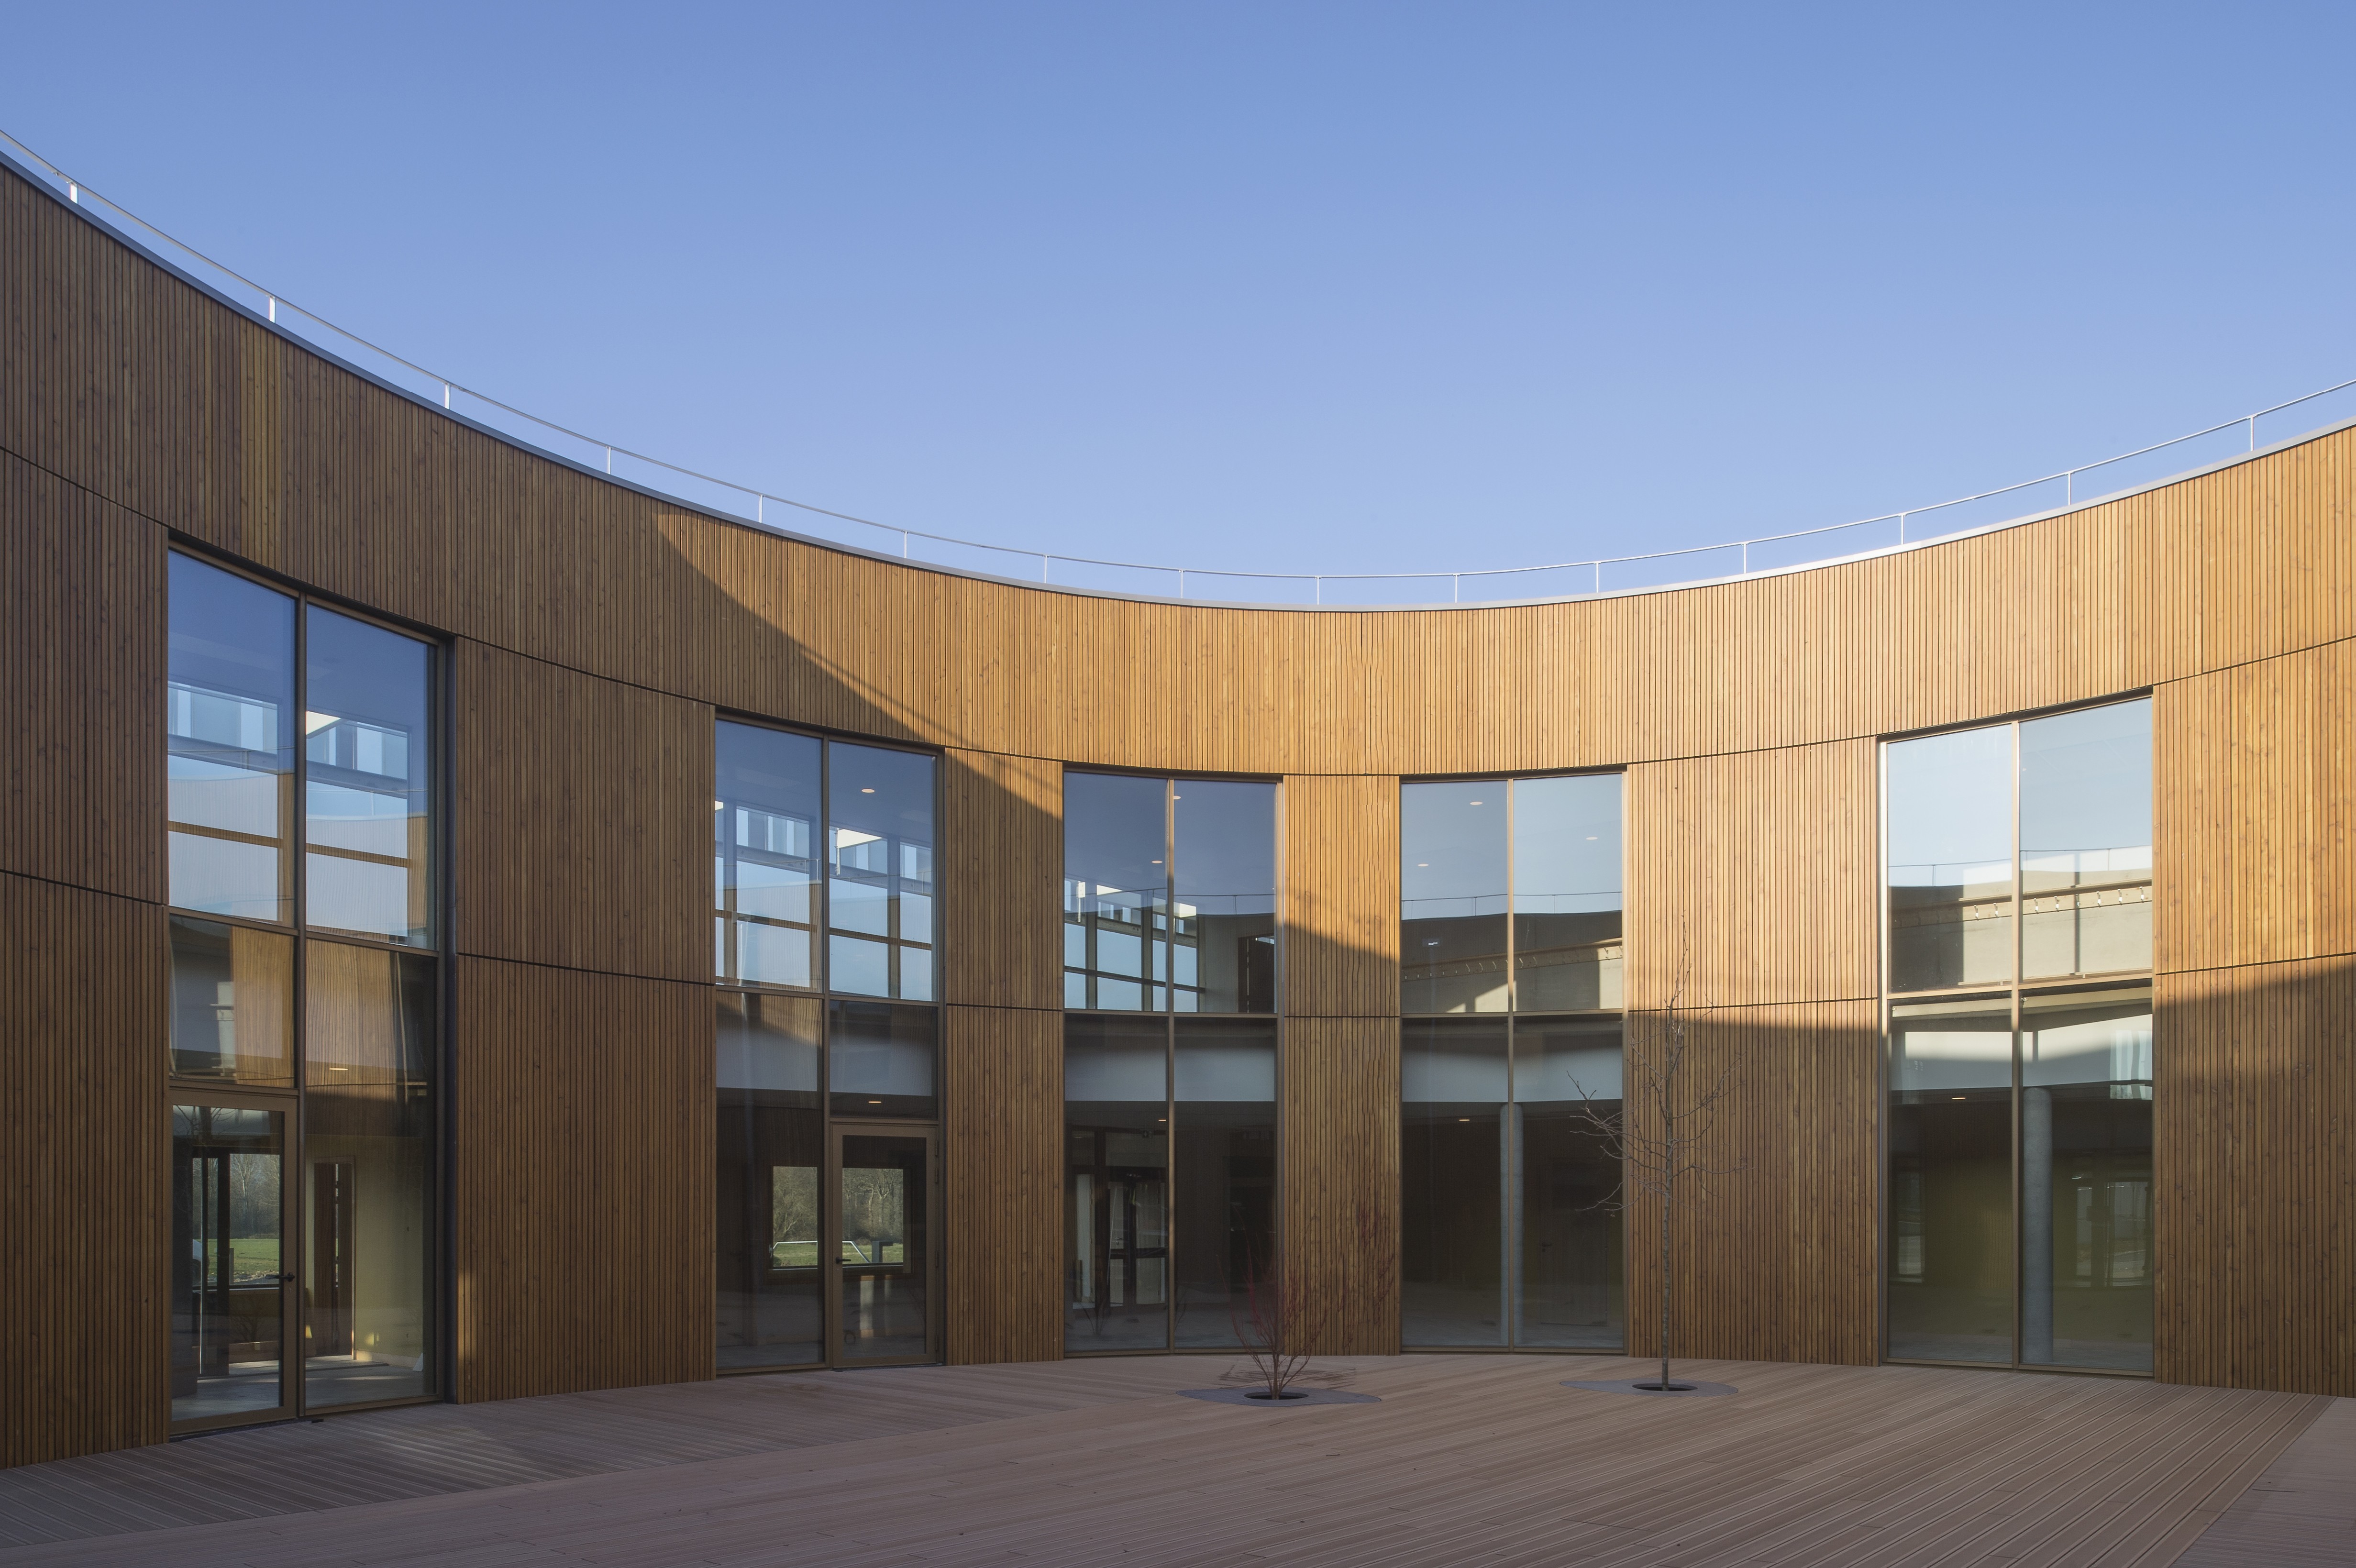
279, 1273, 297, 1283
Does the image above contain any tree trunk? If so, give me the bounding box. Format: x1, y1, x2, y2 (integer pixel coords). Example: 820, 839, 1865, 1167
1659, 1167, 1672, 1390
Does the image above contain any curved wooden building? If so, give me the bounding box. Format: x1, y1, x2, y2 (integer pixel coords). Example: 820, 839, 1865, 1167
4, 154, 2351, 1468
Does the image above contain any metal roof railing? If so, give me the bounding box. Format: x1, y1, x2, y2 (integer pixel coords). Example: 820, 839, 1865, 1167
6, 126, 2352, 607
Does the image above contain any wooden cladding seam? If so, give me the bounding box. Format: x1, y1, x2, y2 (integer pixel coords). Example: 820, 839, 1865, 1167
1282, 1016, 1402, 1356
1619, 999, 1880, 1369
1626, 740, 1880, 1011
453, 957, 712, 1402
940, 751, 1061, 1011
1283, 775, 1400, 1018
0, 872, 168, 1466
452, 640, 712, 984
0, 450, 165, 904
942, 1005, 1063, 1365
2156, 957, 2356, 1397
2156, 645, 2356, 972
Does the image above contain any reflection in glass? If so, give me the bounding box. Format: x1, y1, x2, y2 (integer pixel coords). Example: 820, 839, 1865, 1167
304, 607, 432, 945
1402, 1017, 1509, 1345
717, 992, 823, 1369
1887, 725, 2015, 992
1173, 1019, 1277, 1347
1401, 784, 1509, 1014
828, 744, 936, 1000
2020, 988, 2153, 1371
302, 941, 436, 1406
168, 555, 295, 923
2021, 703, 2153, 980
1512, 1016, 1624, 1347
1511, 776, 1623, 1011
828, 1000, 936, 1118
1886, 996, 2014, 1363
1065, 1016, 1170, 1351
169, 916, 294, 1086
716, 723, 822, 990
1064, 773, 1170, 1012
838, 1133, 930, 1361
171, 1104, 286, 1423
1172, 781, 1277, 1014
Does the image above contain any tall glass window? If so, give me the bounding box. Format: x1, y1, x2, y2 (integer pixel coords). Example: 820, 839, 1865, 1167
166, 554, 441, 1429
169, 554, 296, 924
715, 725, 821, 990
713, 722, 940, 1371
1064, 775, 1276, 1014
1399, 774, 1624, 1351
301, 940, 436, 1407
715, 992, 824, 1370
1064, 1015, 1171, 1351
304, 608, 432, 946
1062, 773, 1276, 1354
828, 743, 936, 1002
1883, 698, 2153, 1373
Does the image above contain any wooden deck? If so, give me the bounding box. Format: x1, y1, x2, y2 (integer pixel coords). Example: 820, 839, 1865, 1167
0, 1356, 2343, 1567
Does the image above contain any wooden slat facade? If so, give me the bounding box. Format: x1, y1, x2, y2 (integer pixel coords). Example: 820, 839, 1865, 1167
1281, 1015, 1402, 1355
2154, 957, 2356, 1396
1625, 740, 1880, 1011
941, 1005, 1063, 1365
0, 451, 165, 903
451, 957, 712, 1403
451, 640, 711, 983
0, 873, 168, 1467
1282, 773, 1400, 1019
1620, 999, 1883, 1368
940, 749, 1061, 1011
7, 146, 2356, 1470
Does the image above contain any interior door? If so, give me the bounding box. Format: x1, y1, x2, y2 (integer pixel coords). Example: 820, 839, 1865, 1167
828, 1126, 939, 1365
170, 1101, 293, 1429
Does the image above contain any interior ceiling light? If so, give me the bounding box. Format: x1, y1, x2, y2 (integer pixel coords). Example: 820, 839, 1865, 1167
1469, 799, 1483, 806
861, 786, 875, 793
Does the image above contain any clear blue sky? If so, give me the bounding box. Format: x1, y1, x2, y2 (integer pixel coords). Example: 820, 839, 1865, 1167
9, 3, 2354, 597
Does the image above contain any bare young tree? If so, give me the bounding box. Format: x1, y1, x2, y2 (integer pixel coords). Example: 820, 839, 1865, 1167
1574, 965, 1745, 1393
1229, 1253, 1314, 1399
1226, 1193, 1391, 1400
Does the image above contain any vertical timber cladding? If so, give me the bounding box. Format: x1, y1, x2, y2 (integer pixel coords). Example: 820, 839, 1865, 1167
2155, 649, 2356, 1395
0, 874, 169, 1467
1282, 775, 1402, 1355
1621, 742, 1882, 1367
0, 437, 169, 1465
0, 450, 167, 902
940, 750, 1063, 1364
449, 640, 716, 1400
454, 959, 712, 1402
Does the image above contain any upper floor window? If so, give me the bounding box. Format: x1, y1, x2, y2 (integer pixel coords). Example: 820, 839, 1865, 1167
715, 722, 935, 1001
1400, 774, 1622, 1015
1063, 774, 1276, 1014
167, 555, 434, 946
169, 555, 296, 925
1885, 698, 2152, 993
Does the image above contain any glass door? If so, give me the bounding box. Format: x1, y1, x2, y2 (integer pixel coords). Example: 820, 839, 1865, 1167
828, 1127, 938, 1364
170, 1101, 292, 1429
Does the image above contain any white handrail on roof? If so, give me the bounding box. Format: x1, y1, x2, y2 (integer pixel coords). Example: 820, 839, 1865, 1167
5, 126, 2351, 607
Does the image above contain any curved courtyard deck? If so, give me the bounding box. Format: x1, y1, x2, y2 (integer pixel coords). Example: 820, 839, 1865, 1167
0, 1356, 2345, 1567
